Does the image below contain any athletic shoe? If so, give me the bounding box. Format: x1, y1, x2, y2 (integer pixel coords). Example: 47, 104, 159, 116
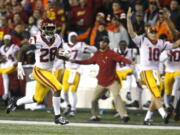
122, 116, 130, 123
6, 97, 17, 114
89, 116, 100, 121
143, 119, 153, 125
63, 104, 71, 115
143, 101, 151, 108
126, 100, 140, 108
69, 110, 75, 116
164, 113, 171, 124
55, 116, 69, 125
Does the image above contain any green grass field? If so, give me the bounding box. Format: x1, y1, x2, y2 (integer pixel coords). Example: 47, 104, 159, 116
0, 123, 180, 135
0, 100, 180, 135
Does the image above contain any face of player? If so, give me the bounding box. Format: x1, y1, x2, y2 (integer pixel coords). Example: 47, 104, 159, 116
70, 35, 77, 44
147, 31, 158, 41
99, 41, 109, 51
4, 39, 11, 46
119, 42, 127, 51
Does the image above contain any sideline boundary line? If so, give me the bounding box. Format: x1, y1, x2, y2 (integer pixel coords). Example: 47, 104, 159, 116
0, 120, 180, 130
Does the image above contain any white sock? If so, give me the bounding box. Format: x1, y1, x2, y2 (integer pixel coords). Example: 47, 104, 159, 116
135, 87, 142, 101
126, 75, 132, 92
158, 107, 167, 119
71, 92, 77, 111
164, 94, 170, 108
64, 92, 70, 106
16, 96, 34, 106
144, 110, 153, 121
2, 74, 9, 95
52, 96, 61, 116
172, 76, 180, 96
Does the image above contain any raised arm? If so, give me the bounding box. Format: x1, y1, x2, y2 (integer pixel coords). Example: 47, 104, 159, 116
172, 39, 180, 49
127, 7, 137, 39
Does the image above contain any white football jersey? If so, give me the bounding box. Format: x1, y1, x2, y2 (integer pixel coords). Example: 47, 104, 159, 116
114, 48, 137, 71
133, 35, 173, 71
63, 42, 97, 72
163, 48, 180, 72
29, 34, 64, 71
0, 44, 19, 68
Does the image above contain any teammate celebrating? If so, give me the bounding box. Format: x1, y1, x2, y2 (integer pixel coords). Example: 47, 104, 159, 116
160, 48, 180, 120
127, 7, 180, 125
114, 40, 142, 108
61, 32, 97, 116
6, 19, 69, 125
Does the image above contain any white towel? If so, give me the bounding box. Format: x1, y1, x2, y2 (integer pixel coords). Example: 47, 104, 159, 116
68, 69, 77, 83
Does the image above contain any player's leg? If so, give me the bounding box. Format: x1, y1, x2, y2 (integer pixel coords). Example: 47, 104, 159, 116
69, 72, 80, 116
33, 67, 68, 124
164, 72, 174, 108
2, 74, 10, 101
141, 70, 169, 124
62, 69, 71, 114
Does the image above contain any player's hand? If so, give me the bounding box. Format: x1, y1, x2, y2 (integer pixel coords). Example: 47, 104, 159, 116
127, 7, 133, 18
69, 59, 76, 63
17, 62, 25, 80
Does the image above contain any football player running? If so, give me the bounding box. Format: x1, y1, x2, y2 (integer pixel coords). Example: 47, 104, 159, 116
6, 19, 69, 125
0, 34, 20, 102
127, 7, 180, 125
61, 32, 97, 116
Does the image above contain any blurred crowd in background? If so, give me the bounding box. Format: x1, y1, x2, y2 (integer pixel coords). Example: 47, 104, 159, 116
0, 0, 179, 108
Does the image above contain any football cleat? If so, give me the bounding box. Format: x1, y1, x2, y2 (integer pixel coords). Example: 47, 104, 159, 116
89, 116, 100, 121
55, 116, 69, 125
6, 97, 17, 114
126, 100, 140, 108
126, 92, 132, 101
63, 104, 71, 115
143, 101, 151, 108
122, 116, 130, 123
164, 113, 171, 124
69, 110, 75, 116
143, 119, 153, 125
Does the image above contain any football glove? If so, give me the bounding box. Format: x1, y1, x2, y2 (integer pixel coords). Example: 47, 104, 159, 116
17, 62, 25, 80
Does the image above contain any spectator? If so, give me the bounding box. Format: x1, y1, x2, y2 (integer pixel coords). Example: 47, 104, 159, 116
43, 1, 66, 37
94, 23, 108, 49
26, 16, 40, 36
77, 12, 106, 45
0, 16, 12, 45
170, 0, 180, 31
132, 11, 145, 35
106, 16, 129, 49
11, 24, 30, 47
144, 0, 159, 26
106, 0, 126, 26
154, 9, 173, 41
70, 0, 101, 33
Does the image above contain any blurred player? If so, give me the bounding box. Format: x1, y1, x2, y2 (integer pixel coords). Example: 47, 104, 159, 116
6, 19, 69, 125
114, 40, 142, 108
0, 34, 19, 102
160, 48, 180, 120
61, 32, 97, 116
127, 7, 180, 125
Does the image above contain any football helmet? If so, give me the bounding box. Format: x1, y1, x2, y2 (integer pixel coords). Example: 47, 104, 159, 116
40, 18, 56, 40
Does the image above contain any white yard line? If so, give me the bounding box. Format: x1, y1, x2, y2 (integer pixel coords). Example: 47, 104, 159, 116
0, 120, 180, 130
